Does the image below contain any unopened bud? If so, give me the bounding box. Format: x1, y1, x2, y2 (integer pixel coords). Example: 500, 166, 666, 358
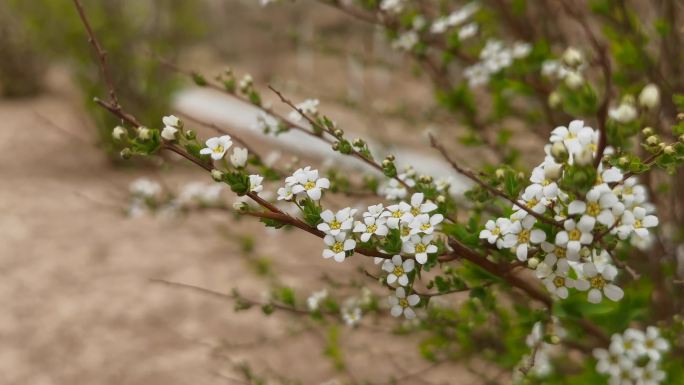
112, 126, 126, 140
137, 126, 150, 141
548, 91, 562, 108
527, 257, 540, 269
639, 84, 660, 109
562, 47, 583, 68
551, 141, 569, 163
211, 169, 224, 182
120, 148, 132, 160
564, 71, 583, 90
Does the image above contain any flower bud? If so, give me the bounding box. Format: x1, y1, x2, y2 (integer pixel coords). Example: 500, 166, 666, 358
137, 126, 150, 140
120, 148, 132, 160
527, 257, 539, 269
639, 84, 660, 109
562, 47, 583, 68
544, 163, 562, 180
664, 145, 675, 155
211, 169, 224, 182
551, 141, 569, 163
548, 91, 562, 108
564, 71, 584, 89
574, 147, 594, 166
112, 126, 126, 140
642, 127, 654, 136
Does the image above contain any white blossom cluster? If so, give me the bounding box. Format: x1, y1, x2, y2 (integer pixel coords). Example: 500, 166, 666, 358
593, 327, 669, 385
464, 39, 532, 87
480, 119, 658, 303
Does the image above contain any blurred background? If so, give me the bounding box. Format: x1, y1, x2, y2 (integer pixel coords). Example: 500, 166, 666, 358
0, 1, 497, 384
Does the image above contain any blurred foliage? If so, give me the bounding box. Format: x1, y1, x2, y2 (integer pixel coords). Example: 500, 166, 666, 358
5, 0, 204, 157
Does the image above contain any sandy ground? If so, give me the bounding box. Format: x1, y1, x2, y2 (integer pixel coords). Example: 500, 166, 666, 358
0, 86, 498, 384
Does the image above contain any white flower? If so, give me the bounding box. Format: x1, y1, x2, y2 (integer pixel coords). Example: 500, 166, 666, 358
161, 125, 178, 141
322, 233, 356, 263
402, 234, 438, 264
382, 201, 412, 229
341, 306, 362, 326
200, 135, 233, 160
501, 216, 546, 261
388, 287, 420, 319
162, 115, 181, 128
353, 216, 389, 242
307, 289, 328, 311
382, 255, 415, 286
317, 207, 356, 236
277, 185, 294, 201
542, 261, 579, 299
639, 84, 660, 109
555, 219, 593, 258
129, 178, 161, 198
609, 103, 638, 123
479, 218, 512, 246
458, 22, 478, 40
249, 174, 264, 193
642, 326, 669, 361
617, 207, 658, 239
112, 126, 126, 140
408, 213, 444, 235
287, 167, 330, 201
288, 99, 319, 122
230, 147, 248, 168
582, 262, 624, 303
363, 203, 386, 219
254, 111, 279, 134
380, 0, 405, 13
568, 187, 621, 231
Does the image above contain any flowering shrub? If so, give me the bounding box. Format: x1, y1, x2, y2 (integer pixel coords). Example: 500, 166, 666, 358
74, 0, 684, 383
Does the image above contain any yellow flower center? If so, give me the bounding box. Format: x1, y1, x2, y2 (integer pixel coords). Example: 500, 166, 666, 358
590, 275, 606, 289
568, 229, 581, 241
332, 242, 344, 253
367, 224, 377, 233
553, 276, 565, 288
415, 243, 426, 253
330, 220, 341, 230
587, 202, 601, 217
304, 181, 316, 190
555, 247, 566, 258
393, 266, 405, 276
399, 298, 409, 308
518, 229, 530, 243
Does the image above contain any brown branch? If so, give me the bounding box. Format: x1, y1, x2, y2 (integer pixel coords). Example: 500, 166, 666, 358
72, 0, 120, 109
